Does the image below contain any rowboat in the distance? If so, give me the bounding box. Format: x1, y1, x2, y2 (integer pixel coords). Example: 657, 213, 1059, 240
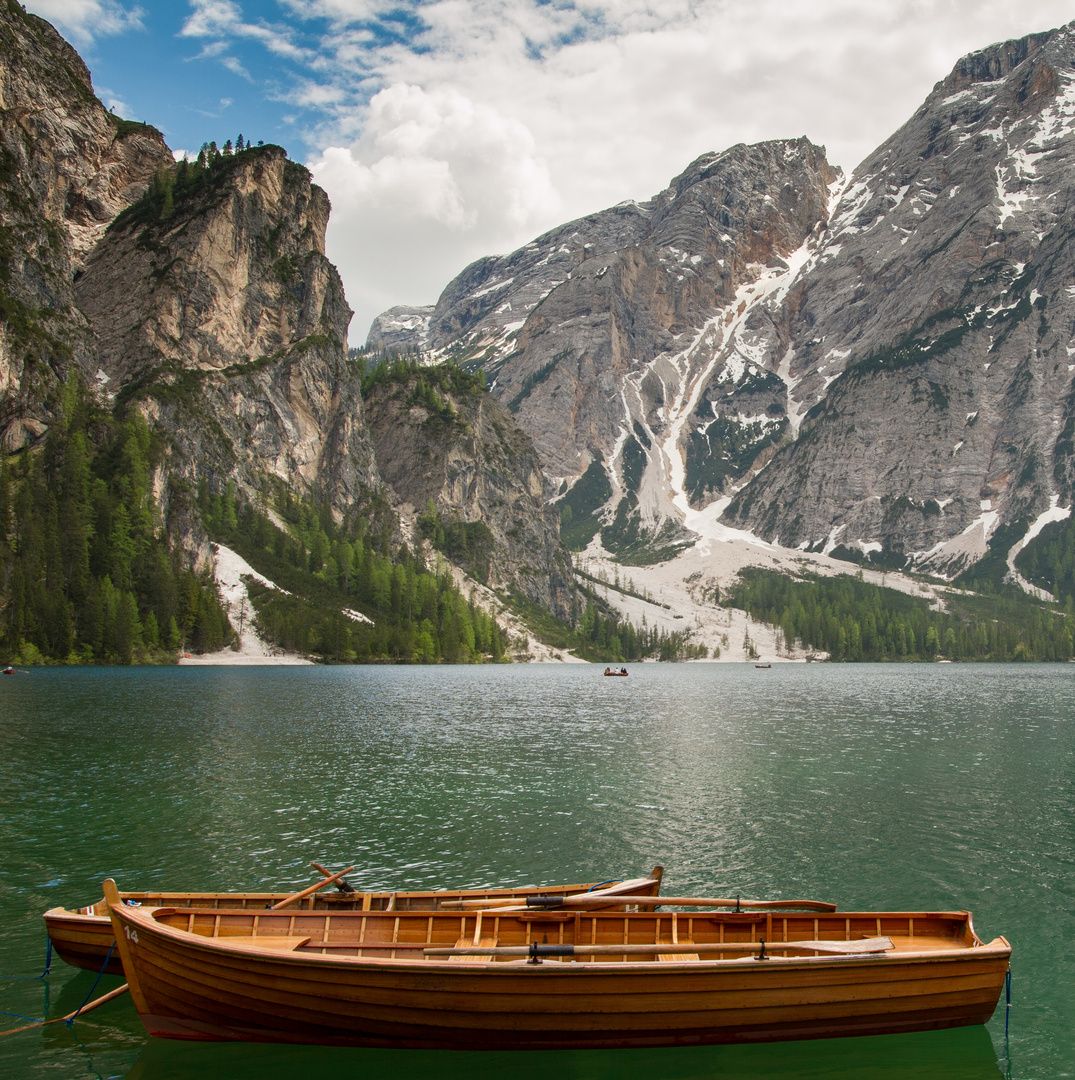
45, 864, 664, 976
103, 878, 1009, 1050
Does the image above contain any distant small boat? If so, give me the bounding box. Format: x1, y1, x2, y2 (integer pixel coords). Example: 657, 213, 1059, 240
103, 882, 1010, 1049
754, 663, 771, 669
603, 667, 629, 676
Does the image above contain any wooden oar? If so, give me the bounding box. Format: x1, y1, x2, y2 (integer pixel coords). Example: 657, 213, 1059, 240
424, 937, 893, 959
438, 874, 662, 911
269, 866, 356, 910
443, 894, 837, 912
0, 983, 129, 1038
311, 861, 357, 893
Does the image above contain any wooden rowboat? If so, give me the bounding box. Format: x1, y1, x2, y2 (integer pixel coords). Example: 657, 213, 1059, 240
103, 879, 1010, 1050
44, 866, 664, 975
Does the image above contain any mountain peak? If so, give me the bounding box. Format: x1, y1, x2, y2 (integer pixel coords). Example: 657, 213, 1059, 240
367, 21, 1075, 588
940, 26, 1062, 95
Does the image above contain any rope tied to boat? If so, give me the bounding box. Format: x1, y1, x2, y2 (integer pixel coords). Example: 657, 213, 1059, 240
65, 943, 116, 1024
0, 943, 128, 1038
1004, 963, 1012, 1074
586, 880, 622, 892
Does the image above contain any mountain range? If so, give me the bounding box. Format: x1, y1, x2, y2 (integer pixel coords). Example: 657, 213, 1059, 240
371, 23, 1075, 596
3, 1, 1075, 664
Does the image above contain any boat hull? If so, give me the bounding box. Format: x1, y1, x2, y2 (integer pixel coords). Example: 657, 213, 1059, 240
107, 903, 1010, 1050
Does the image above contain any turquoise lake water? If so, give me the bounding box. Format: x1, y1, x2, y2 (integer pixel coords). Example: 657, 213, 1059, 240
0, 663, 1070, 1078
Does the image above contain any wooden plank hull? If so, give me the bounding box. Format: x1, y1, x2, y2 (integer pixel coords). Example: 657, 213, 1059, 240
45, 870, 662, 975
106, 900, 1010, 1050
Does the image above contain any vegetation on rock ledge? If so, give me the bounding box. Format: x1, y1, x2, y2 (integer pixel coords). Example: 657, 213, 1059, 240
726, 568, 1074, 661
0, 377, 231, 664
200, 484, 507, 663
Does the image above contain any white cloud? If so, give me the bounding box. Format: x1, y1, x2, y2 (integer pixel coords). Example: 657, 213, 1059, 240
25, 0, 143, 46
181, 0, 310, 61
290, 0, 1075, 339
310, 83, 560, 336
222, 55, 252, 80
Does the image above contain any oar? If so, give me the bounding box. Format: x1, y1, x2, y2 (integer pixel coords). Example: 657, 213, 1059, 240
442, 895, 837, 912
311, 861, 357, 893
438, 875, 663, 911
424, 937, 893, 959
269, 866, 356, 910
0, 983, 129, 1038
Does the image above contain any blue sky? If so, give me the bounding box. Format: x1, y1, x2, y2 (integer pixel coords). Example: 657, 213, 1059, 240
26, 1, 1075, 342
32, 2, 348, 157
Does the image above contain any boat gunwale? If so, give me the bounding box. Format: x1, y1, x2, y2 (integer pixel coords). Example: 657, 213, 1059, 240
113, 902, 1009, 975
46, 871, 663, 928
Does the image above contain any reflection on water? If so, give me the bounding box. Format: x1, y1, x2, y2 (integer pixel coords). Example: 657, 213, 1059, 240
0, 663, 1068, 1078
125, 1025, 1004, 1080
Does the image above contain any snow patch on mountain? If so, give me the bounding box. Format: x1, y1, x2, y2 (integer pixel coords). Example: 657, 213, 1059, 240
1005, 496, 1071, 600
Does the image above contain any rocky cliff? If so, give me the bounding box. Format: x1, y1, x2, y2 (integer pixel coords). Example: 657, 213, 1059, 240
0, 0, 378, 532
75, 145, 378, 520
0, 0, 171, 447
373, 22, 1075, 582
721, 24, 1075, 575
0, 1, 577, 627
378, 138, 839, 558
361, 362, 573, 618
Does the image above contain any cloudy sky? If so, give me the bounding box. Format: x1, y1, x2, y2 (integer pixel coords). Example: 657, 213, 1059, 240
27, 0, 1075, 343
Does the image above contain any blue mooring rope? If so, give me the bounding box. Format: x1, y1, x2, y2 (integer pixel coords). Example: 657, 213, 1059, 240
1, 938, 118, 1037
0, 936, 54, 1025
0, 1008, 45, 1023
586, 880, 622, 892
1005, 965, 1012, 1052
65, 942, 115, 1026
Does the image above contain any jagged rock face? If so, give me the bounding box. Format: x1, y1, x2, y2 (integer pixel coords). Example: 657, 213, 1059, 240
362, 371, 574, 619
431, 140, 834, 491
0, 0, 171, 446
377, 138, 837, 553
722, 23, 1075, 573
365, 305, 433, 353
75, 147, 378, 515
372, 22, 1075, 577
0, 6, 577, 623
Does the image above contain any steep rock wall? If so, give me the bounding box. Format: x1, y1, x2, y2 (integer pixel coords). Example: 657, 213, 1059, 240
362, 369, 573, 619
75, 147, 378, 517
722, 24, 1075, 572
0, 0, 170, 446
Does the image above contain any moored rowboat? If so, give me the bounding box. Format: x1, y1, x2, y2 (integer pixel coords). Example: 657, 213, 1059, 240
46, 866, 663, 975
103, 879, 1010, 1050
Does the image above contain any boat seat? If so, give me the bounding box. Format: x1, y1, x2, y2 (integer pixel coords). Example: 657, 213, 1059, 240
658, 940, 699, 961
247, 936, 312, 951
449, 933, 499, 963
658, 913, 698, 960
